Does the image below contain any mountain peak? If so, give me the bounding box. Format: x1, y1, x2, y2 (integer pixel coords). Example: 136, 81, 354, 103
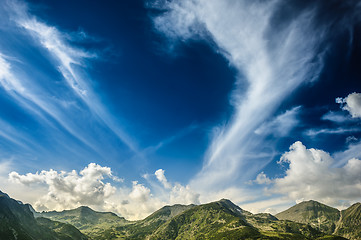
0, 190, 10, 198
276, 200, 341, 234
77, 205, 92, 210
75, 205, 94, 213
213, 198, 253, 217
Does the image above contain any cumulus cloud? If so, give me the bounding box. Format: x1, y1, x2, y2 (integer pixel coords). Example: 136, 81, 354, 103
337, 92, 361, 118
154, 169, 171, 189
9, 163, 118, 210
129, 181, 151, 202
148, 168, 200, 205
102, 169, 200, 220
6, 164, 200, 220
169, 183, 200, 205
100, 180, 164, 220
253, 172, 272, 185
264, 141, 361, 205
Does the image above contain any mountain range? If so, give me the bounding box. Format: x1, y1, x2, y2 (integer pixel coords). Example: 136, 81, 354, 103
276, 200, 361, 240
1, 190, 360, 239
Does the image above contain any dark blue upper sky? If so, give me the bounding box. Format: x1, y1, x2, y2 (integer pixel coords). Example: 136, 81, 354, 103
21, 0, 238, 178
1, 0, 361, 218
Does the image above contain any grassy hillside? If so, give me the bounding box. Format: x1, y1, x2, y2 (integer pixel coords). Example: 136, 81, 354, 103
109, 204, 195, 239
149, 199, 343, 240
335, 203, 361, 240
37, 217, 88, 240
149, 199, 257, 239
37, 205, 129, 239
276, 200, 340, 234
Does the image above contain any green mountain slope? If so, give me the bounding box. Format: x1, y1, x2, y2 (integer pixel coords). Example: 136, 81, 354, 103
37, 205, 129, 239
149, 199, 342, 240
109, 203, 195, 239
276, 200, 340, 234
335, 203, 361, 240
0, 190, 87, 240
149, 199, 256, 239
37, 217, 88, 240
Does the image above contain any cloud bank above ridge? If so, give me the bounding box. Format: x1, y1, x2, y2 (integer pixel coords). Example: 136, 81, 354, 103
7, 163, 199, 220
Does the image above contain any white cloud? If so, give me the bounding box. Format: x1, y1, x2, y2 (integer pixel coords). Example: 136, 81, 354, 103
253, 172, 272, 185
0, 53, 25, 93
18, 19, 94, 97
129, 181, 151, 203
305, 127, 360, 137
102, 169, 200, 220
265, 141, 361, 206
346, 136, 358, 143
106, 184, 165, 220
333, 140, 361, 167
154, 169, 171, 189
0, 160, 12, 177
337, 92, 361, 118
3, 0, 138, 154
169, 183, 200, 205
5, 163, 200, 220
240, 197, 293, 215
0, 53, 95, 152
0, 6, 120, 158
152, 0, 329, 192
255, 106, 301, 137
9, 163, 117, 211
321, 111, 350, 123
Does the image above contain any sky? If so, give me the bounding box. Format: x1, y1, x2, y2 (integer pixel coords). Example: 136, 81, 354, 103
0, 0, 361, 220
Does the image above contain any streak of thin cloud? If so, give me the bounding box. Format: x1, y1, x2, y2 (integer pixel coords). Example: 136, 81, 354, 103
3, 0, 139, 154
152, 0, 330, 191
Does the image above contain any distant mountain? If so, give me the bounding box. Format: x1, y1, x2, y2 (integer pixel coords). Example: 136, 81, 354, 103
335, 203, 361, 240
37, 205, 128, 239
276, 200, 361, 240
276, 200, 340, 234
0, 191, 87, 240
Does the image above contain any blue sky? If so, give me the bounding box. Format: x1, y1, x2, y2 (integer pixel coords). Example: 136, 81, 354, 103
1, 0, 361, 220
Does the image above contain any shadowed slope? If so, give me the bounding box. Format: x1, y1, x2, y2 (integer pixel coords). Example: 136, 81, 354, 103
0, 191, 87, 240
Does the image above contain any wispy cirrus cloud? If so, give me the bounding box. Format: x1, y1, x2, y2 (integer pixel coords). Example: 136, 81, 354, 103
0, 0, 142, 168
7, 0, 138, 153
255, 106, 301, 137
0, 52, 100, 154
321, 111, 350, 123
151, 0, 333, 192
305, 127, 360, 137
